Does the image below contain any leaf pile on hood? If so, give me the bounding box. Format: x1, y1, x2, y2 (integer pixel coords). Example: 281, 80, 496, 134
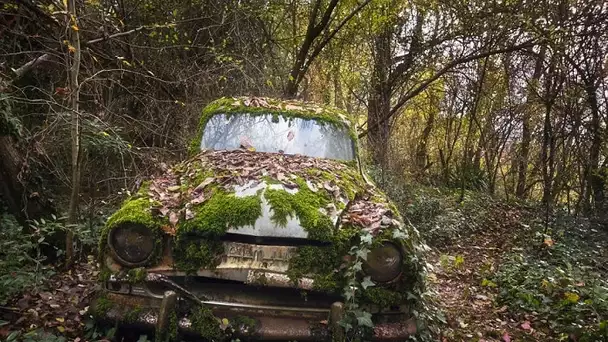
340, 196, 402, 236
143, 149, 401, 235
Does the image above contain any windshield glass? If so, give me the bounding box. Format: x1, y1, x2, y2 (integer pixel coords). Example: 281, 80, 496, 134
200, 113, 355, 161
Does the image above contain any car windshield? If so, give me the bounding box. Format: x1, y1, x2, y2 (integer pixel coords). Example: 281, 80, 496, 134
200, 113, 355, 161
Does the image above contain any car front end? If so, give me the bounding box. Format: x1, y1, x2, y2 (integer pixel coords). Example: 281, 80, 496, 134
93, 97, 426, 341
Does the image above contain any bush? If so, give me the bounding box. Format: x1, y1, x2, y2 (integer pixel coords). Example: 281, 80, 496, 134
0, 212, 54, 305
368, 167, 506, 246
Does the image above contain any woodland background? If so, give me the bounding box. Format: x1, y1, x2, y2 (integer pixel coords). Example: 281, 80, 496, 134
0, 0, 607, 341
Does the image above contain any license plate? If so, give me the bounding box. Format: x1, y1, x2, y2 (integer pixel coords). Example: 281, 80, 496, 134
220, 241, 297, 271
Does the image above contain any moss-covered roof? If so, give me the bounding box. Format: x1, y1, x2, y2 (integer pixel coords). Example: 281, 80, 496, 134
189, 96, 358, 155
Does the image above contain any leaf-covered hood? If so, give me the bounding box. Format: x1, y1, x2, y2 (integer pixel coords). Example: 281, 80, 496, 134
101, 149, 427, 303
142, 149, 402, 240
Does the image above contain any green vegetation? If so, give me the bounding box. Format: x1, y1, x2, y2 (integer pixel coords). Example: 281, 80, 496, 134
173, 239, 224, 274
126, 267, 147, 283
189, 306, 222, 341
382, 175, 608, 341
264, 179, 334, 241
493, 219, 608, 340
179, 191, 262, 236
91, 294, 114, 318
2, 1, 607, 341
0, 212, 55, 305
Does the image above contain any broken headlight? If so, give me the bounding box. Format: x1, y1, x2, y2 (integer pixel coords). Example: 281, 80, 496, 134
108, 224, 156, 266
363, 242, 402, 283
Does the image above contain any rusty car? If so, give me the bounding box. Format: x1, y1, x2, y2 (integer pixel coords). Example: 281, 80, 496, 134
94, 96, 426, 341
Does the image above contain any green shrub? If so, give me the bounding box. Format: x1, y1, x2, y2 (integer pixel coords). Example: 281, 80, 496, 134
0, 212, 55, 305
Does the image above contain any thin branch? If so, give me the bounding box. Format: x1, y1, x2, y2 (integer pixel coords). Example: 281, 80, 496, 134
358, 40, 536, 138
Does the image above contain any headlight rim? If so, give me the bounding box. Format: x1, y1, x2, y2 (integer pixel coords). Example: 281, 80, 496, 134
362, 241, 403, 284
107, 222, 158, 267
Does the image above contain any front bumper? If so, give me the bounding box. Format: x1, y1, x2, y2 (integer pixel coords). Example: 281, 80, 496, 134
92, 273, 416, 341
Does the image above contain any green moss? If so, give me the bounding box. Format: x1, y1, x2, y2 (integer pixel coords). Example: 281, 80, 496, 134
124, 306, 143, 323
287, 246, 342, 292
127, 267, 147, 283
168, 312, 178, 341
99, 266, 112, 282
190, 306, 222, 341
173, 239, 225, 274
179, 191, 262, 237
189, 97, 358, 156
361, 287, 405, 307
173, 190, 262, 273
92, 294, 114, 317
264, 179, 334, 241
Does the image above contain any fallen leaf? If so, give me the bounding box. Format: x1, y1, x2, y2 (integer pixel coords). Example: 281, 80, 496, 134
161, 225, 176, 236
502, 332, 511, 342
520, 321, 531, 330
169, 212, 179, 226
287, 130, 295, 141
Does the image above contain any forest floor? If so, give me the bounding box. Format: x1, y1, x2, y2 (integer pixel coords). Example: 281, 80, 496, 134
423, 196, 608, 342
428, 206, 545, 342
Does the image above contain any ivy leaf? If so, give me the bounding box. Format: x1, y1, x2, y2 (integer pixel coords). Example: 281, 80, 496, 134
352, 261, 363, 272
361, 276, 375, 289
360, 233, 373, 245
344, 288, 354, 301
392, 229, 408, 240
355, 311, 373, 328
338, 320, 353, 332
356, 247, 369, 261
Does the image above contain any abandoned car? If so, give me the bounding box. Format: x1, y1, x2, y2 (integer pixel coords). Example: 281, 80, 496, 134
94, 97, 426, 341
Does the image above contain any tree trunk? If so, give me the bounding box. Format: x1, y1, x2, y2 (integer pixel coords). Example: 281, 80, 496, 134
66, 0, 82, 267
0, 136, 27, 218
415, 111, 435, 175
460, 57, 488, 201
541, 102, 553, 208
585, 79, 605, 220
367, 28, 392, 168
516, 47, 545, 198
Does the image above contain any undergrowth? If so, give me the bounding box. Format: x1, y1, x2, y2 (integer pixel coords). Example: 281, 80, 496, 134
0, 212, 55, 305
493, 213, 608, 340
372, 169, 607, 340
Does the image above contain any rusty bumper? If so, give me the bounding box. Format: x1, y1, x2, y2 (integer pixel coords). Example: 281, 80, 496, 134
92, 274, 416, 341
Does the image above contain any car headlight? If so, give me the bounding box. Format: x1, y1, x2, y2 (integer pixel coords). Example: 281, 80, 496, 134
108, 224, 156, 266
363, 243, 402, 283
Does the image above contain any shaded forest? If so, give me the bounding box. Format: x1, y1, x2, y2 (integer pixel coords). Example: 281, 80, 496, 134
0, 0, 607, 341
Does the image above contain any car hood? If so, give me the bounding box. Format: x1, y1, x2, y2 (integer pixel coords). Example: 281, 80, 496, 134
138, 149, 402, 241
